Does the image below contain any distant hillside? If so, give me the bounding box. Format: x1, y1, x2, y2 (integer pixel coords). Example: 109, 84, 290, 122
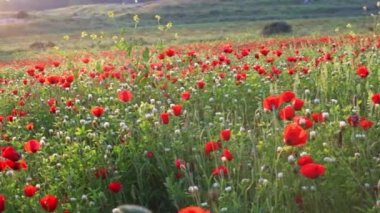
0, 0, 154, 11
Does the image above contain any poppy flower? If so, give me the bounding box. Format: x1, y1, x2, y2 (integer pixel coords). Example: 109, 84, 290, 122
300, 163, 325, 179
160, 112, 170, 124
283, 123, 308, 146
175, 159, 186, 169
117, 90, 133, 102
40, 194, 58, 212
94, 167, 108, 179
359, 118, 374, 130
0, 159, 15, 171
49, 105, 56, 114
297, 155, 314, 166
220, 129, 231, 141
24, 139, 41, 153
24, 185, 38, 197
14, 159, 28, 170
26, 122, 34, 130
47, 98, 57, 107
311, 112, 325, 123
204, 141, 221, 155
181, 91, 191, 101
279, 105, 295, 120
293, 116, 313, 129
108, 181, 122, 193
1, 146, 20, 162
292, 98, 304, 111
221, 148, 233, 161
347, 114, 360, 127
171, 104, 182, 116
263, 95, 281, 111
356, 65, 369, 78
0, 194, 5, 212
371, 93, 380, 104
281, 91, 296, 102
196, 80, 205, 89
178, 206, 210, 213
166, 49, 176, 57
91, 106, 104, 117
212, 165, 229, 176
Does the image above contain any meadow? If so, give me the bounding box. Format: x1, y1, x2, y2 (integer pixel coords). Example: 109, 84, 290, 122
0, 1, 380, 213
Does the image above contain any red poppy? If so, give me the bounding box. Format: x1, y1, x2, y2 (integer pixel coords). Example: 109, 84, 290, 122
196, 80, 205, 89
311, 112, 325, 123
280, 91, 296, 102
166, 49, 176, 57
171, 104, 182, 116
14, 159, 28, 170
283, 123, 308, 146
181, 91, 191, 101
0, 159, 15, 171
212, 165, 229, 176
24, 139, 41, 153
91, 106, 104, 117
293, 116, 313, 129
356, 65, 369, 78
300, 163, 325, 179
94, 167, 108, 179
371, 93, 380, 104
263, 95, 281, 111
108, 181, 122, 193
220, 129, 231, 141
47, 98, 56, 107
26, 122, 34, 130
175, 159, 186, 169
0, 194, 5, 212
117, 90, 133, 102
359, 118, 374, 130
46, 75, 61, 85
347, 114, 360, 127
178, 206, 210, 213
40, 195, 58, 212
279, 105, 295, 120
24, 185, 38, 197
49, 105, 56, 114
297, 155, 314, 166
1, 146, 20, 162
221, 148, 233, 161
160, 112, 170, 124
204, 141, 221, 155
292, 98, 304, 111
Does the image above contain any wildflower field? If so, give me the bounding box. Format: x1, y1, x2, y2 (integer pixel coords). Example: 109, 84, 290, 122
0, 33, 379, 213
1, 1, 380, 212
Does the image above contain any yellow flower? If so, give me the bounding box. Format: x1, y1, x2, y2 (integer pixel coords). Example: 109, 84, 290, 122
63, 35, 70, 41
174, 32, 179, 39
155, 15, 161, 21
346, 23, 352, 28
90, 34, 98, 40
108, 11, 115, 18
166, 21, 173, 30
81, 31, 88, 38
133, 15, 140, 23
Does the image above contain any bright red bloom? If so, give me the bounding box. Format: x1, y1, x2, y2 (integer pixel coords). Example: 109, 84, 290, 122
356, 65, 369, 78
371, 93, 380, 104
292, 98, 304, 111
175, 159, 186, 169
40, 195, 58, 212
300, 163, 325, 179
117, 90, 133, 102
311, 112, 325, 123
0, 159, 15, 171
26, 122, 34, 130
263, 95, 281, 111
91, 106, 104, 117
221, 148, 233, 161
47, 98, 56, 107
160, 112, 170, 124
108, 181, 122, 193
166, 49, 176, 57
0, 194, 5, 212
279, 105, 295, 120
347, 114, 360, 127
220, 129, 231, 141
293, 116, 313, 129
212, 165, 229, 176
178, 206, 210, 213
46, 75, 61, 85
181, 91, 191, 101
24, 139, 41, 153
24, 185, 38, 197
1, 146, 20, 162
204, 141, 221, 155
283, 123, 308, 146
49, 105, 56, 114
14, 159, 28, 170
297, 155, 314, 166
359, 118, 374, 130
196, 80, 205, 89
171, 104, 182, 116
281, 91, 296, 102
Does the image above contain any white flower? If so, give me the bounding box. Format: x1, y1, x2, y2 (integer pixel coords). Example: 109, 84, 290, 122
288, 155, 296, 163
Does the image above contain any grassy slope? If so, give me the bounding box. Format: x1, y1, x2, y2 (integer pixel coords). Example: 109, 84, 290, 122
0, 0, 377, 60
